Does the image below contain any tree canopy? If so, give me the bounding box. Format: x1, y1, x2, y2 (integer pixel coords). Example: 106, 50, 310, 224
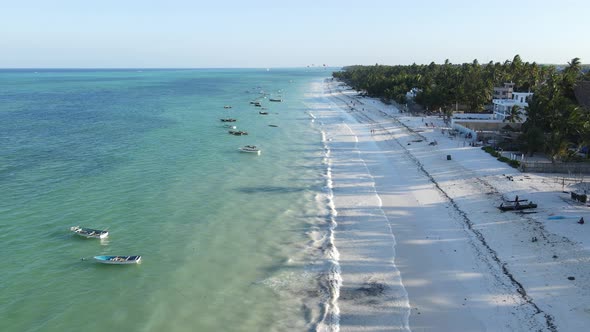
333, 56, 590, 161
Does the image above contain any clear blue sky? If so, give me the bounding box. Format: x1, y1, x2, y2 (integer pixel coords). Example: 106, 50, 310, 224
1, 0, 589, 68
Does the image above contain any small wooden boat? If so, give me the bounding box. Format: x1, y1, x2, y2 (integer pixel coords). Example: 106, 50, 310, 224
223, 105, 232, 109
505, 199, 528, 203
239, 145, 261, 154
94, 255, 141, 265
259, 111, 269, 115
70, 226, 108, 239
268, 124, 278, 127
269, 98, 282, 102
221, 118, 237, 122
229, 130, 248, 136
498, 202, 538, 211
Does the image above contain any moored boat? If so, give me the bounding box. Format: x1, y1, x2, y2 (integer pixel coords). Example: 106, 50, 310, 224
498, 202, 538, 211
259, 111, 268, 115
269, 98, 282, 102
229, 130, 248, 136
239, 145, 261, 154
94, 255, 142, 265
70, 226, 108, 239
221, 118, 237, 122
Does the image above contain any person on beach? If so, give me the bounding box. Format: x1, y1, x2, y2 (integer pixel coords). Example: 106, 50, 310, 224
578, 217, 585, 225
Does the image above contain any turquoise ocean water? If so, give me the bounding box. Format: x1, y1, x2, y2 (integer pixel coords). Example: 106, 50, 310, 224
0, 68, 336, 331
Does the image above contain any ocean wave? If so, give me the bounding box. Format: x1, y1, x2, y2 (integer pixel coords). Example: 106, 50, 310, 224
313, 129, 342, 332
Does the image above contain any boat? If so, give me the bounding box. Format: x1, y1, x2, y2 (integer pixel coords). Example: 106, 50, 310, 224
269, 98, 282, 102
498, 202, 538, 211
268, 124, 278, 127
239, 145, 261, 154
94, 255, 142, 265
223, 124, 237, 129
223, 105, 232, 109
70, 226, 108, 239
221, 118, 237, 122
259, 111, 269, 115
229, 130, 248, 136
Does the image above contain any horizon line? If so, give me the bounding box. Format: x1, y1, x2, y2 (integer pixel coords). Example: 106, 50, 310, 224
0, 66, 340, 70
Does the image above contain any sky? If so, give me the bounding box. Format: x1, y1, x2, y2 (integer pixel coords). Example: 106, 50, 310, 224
1, 0, 589, 68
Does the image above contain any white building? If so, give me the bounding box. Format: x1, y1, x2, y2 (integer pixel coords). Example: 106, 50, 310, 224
492, 91, 533, 122
406, 87, 422, 100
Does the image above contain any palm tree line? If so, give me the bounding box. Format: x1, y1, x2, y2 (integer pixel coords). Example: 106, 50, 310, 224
332, 55, 590, 161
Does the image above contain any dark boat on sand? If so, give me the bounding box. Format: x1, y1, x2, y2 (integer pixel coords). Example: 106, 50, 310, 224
498, 202, 537, 211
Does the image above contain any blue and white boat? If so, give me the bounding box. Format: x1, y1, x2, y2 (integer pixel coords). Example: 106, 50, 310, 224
70, 226, 109, 239
94, 255, 142, 265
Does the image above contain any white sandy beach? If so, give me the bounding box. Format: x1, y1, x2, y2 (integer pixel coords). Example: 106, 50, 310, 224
307, 79, 590, 331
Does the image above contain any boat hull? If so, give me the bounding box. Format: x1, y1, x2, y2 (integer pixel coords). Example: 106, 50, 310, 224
71, 226, 108, 239
239, 148, 261, 154
94, 255, 141, 265
498, 203, 538, 211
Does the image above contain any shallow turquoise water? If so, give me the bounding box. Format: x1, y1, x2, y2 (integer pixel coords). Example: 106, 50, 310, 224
0, 68, 334, 331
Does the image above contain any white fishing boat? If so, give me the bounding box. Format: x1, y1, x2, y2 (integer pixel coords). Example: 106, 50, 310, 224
70, 226, 108, 239
239, 145, 261, 154
94, 255, 142, 265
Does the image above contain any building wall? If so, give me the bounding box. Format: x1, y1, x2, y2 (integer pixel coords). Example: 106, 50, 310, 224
493, 87, 512, 99
521, 161, 590, 174
454, 121, 521, 132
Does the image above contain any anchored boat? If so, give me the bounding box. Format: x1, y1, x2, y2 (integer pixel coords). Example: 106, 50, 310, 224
239, 145, 261, 154
94, 255, 142, 265
70, 226, 108, 239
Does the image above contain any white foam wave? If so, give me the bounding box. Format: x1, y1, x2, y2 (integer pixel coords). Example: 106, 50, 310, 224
315, 128, 342, 332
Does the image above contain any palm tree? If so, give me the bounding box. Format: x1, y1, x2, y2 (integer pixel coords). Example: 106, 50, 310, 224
506, 105, 523, 123
562, 57, 582, 100
520, 125, 544, 157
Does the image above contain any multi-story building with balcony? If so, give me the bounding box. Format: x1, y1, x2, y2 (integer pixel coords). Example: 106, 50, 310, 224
492, 89, 533, 122
493, 82, 515, 100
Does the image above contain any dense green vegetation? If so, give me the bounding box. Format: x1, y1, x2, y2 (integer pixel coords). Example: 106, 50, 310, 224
333, 55, 590, 161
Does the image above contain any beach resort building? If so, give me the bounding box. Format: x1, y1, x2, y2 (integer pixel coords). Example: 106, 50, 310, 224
492, 83, 533, 122
406, 87, 422, 100
493, 82, 515, 100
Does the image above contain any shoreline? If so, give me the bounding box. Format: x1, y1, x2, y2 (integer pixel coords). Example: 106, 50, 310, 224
312, 78, 590, 331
